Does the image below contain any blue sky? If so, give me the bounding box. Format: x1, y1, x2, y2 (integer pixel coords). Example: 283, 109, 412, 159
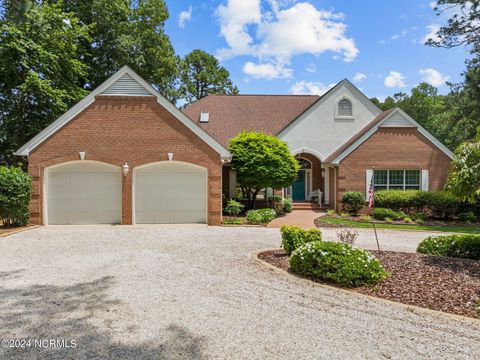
165, 0, 470, 99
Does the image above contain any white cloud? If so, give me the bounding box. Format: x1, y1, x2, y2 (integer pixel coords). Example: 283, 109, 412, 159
423, 24, 441, 43
419, 68, 449, 86
353, 72, 366, 83
178, 6, 192, 28
243, 61, 293, 79
429, 1, 437, 10
216, 0, 358, 78
291, 80, 335, 95
384, 71, 406, 88
306, 63, 317, 73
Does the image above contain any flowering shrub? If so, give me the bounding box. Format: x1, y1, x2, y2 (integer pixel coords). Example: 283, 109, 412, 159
290, 241, 387, 287
417, 234, 480, 260
246, 208, 277, 224
280, 225, 322, 255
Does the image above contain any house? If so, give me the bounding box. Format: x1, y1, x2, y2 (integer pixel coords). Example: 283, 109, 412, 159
15, 66, 453, 225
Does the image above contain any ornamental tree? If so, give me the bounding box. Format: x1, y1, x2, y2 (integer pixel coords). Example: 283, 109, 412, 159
228, 131, 299, 208
446, 127, 480, 202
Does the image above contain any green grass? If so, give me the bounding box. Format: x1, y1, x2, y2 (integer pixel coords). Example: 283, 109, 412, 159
316, 216, 480, 234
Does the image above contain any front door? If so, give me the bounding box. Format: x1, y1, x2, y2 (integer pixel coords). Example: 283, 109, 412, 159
292, 170, 306, 201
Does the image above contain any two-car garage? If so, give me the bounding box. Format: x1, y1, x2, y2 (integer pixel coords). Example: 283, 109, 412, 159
45, 161, 208, 225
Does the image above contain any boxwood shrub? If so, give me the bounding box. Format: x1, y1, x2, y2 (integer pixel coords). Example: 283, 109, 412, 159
290, 241, 387, 287
280, 225, 322, 255
341, 191, 365, 216
0, 166, 32, 226
246, 208, 277, 224
417, 234, 480, 260
372, 208, 405, 221
374, 190, 463, 219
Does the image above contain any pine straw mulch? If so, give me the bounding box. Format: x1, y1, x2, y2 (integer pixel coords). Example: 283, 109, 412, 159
258, 249, 480, 319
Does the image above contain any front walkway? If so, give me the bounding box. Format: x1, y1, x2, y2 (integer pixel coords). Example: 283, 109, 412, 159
267, 209, 325, 229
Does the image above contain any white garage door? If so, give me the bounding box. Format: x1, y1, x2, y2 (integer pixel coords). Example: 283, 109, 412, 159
134, 162, 207, 224
46, 162, 122, 225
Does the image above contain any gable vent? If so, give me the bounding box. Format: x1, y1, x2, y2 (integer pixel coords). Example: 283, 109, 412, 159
200, 112, 209, 123
381, 112, 415, 127
101, 73, 153, 96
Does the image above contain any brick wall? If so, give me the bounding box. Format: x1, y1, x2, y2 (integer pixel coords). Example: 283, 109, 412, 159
336, 127, 451, 209
28, 95, 223, 225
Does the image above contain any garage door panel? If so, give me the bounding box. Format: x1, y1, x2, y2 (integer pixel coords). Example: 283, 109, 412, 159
47, 162, 122, 225
135, 162, 207, 224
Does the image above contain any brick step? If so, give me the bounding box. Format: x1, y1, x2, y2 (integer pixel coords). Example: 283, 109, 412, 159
292, 202, 322, 210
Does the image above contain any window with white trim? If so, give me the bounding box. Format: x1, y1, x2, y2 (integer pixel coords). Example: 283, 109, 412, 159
338, 99, 352, 117
373, 170, 420, 190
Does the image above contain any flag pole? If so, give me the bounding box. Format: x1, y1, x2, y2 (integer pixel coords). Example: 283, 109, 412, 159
369, 166, 380, 251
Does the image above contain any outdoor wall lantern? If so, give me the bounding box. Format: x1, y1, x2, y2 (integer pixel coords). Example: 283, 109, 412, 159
167, 152, 174, 161
79, 151, 86, 160
123, 163, 129, 177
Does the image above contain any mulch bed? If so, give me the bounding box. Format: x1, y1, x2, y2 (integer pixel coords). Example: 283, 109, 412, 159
258, 249, 480, 318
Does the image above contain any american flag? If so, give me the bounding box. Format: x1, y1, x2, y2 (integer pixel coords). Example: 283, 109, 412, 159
368, 174, 375, 208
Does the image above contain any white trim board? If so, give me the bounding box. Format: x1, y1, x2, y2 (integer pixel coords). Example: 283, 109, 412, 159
15, 66, 231, 160
329, 107, 453, 165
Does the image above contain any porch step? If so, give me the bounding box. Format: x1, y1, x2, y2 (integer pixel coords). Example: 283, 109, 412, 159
292, 202, 322, 210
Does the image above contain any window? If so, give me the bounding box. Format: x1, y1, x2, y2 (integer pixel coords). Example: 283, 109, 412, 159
373, 170, 420, 190
338, 99, 352, 117
296, 157, 311, 169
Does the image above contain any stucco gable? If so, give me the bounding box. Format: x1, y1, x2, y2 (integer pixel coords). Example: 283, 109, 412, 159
278, 80, 382, 161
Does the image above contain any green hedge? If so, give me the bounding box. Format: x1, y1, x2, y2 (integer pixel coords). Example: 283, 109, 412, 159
0, 166, 32, 226
280, 225, 322, 255
290, 241, 387, 287
374, 190, 464, 219
417, 234, 480, 260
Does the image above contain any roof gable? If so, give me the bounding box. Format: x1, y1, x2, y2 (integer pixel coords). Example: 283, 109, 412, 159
327, 107, 453, 164
15, 66, 230, 159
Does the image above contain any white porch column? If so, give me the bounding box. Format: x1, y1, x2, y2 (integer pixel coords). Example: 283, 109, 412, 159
323, 164, 330, 204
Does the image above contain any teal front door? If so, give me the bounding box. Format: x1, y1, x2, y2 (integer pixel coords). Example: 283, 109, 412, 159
292, 170, 305, 201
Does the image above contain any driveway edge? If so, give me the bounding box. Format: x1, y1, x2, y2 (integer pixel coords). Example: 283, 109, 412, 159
251, 248, 480, 326
0, 225, 41, 238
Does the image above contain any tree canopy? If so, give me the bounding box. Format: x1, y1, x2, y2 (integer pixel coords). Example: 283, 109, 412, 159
0, 1, 90, 164
180, 49, 238, 104
446, 127, 480, 202
0, 0, 239, 164
228, 131, 299, 207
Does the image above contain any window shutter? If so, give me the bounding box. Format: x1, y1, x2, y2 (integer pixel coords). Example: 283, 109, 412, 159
421, 170, 429, 191
366, 169, 373, 199
229, 170, 237, 198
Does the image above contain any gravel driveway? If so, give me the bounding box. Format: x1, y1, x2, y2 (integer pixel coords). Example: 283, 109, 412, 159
0, 226, 479, 359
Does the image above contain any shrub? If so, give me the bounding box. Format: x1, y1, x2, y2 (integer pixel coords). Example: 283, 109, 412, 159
0, 166, 32, 226
424, 191, 461, 219
459, 212, 477, 223
283, 198, 292, 213
223, 219, 243, 225
246, 208, 276, 224
417, 234, 480, 260
336, 227, 359, 245
224, 199, 244, 216
342, 191, 365, 216
290, 241, 387, 287
280, 225, 322, 255
372, 208, 405, 221
403, 216, 413, 223
327, 209, 336, 215
374, 190, 425, 212
359, 215, 372, 222
374, 190, 462, 219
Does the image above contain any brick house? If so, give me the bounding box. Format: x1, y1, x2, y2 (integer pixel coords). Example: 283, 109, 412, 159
15, 66, 453, 225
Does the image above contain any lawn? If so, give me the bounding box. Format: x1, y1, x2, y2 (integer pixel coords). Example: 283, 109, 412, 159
315, 216, 480, 234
